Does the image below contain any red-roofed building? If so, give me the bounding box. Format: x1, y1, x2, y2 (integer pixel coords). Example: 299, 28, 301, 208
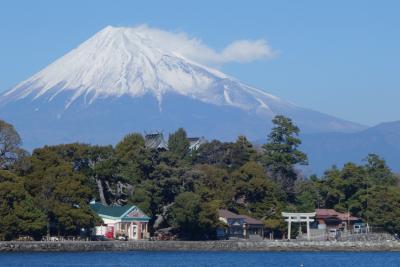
315, 209, 361, 231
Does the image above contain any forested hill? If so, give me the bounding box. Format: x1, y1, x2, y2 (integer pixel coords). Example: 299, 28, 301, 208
0, 116, 399, 241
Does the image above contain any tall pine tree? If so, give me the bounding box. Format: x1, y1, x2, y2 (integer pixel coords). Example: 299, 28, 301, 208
261, 115, 308, 200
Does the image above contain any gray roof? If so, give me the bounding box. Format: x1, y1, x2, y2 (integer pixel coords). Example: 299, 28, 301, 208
188, 137, 206, 150
218, 209, 263, 225
145, 133, 168, 150
219, 209, 244, 219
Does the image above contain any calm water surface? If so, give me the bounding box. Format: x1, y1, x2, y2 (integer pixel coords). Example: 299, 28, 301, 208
0, 251, 399, 267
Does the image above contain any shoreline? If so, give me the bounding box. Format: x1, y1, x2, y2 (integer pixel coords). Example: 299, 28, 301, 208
1, 240, 400, 252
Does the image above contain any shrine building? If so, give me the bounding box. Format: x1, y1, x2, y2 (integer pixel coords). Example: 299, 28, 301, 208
90, 201, 150, 240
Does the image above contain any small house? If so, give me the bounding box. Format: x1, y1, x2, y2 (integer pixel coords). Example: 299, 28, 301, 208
90, 201, 150, 240
315, 209, 361, 231
218, 209, 264, 240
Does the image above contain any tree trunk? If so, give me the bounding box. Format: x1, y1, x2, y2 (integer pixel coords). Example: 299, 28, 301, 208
96, 178, 107, 205
117, 181, 134, 196
117, 181, 123, 195
153, 204, 173, 229
105, 181, 115, 195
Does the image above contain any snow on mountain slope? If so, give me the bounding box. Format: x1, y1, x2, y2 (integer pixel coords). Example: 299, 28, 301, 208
0, 26, 366, 149
2, 26, 282, 112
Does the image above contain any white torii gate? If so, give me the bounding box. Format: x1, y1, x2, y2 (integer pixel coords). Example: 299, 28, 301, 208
281, 212, 316, 240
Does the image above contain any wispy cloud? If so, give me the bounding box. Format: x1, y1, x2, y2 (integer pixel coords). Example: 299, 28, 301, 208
133, 25, 277, 65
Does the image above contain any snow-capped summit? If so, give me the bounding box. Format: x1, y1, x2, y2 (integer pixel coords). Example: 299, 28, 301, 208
3, 25, 282, 112
0, 26, 366, 149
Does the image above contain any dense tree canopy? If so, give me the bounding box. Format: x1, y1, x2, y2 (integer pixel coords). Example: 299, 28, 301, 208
24, 146, 99, 237
0, 170, 45, 240
170, 192, 219, 240
1, 116, 399, 240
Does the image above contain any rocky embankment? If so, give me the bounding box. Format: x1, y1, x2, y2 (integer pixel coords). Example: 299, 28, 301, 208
1, 240, 400, 252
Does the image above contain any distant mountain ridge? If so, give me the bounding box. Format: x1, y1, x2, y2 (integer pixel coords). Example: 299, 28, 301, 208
300, 121, 400, 174
0, 25, 365, 150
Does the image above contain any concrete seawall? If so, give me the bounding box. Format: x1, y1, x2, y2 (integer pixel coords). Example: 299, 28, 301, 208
1, 240, 400, 252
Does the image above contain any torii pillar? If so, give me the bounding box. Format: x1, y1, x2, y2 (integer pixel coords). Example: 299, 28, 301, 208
282, 212, 316, 240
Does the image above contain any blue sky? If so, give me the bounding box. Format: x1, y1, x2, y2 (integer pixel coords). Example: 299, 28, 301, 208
1, 0, 399, 126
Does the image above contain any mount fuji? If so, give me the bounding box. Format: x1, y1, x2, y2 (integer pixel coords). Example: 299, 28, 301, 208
0, 26, 365, 149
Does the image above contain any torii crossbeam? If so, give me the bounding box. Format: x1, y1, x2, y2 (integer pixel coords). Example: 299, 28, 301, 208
281, 212, 316, 240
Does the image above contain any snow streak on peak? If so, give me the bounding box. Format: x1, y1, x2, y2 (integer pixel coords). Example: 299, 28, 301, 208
3, 25, 289, 112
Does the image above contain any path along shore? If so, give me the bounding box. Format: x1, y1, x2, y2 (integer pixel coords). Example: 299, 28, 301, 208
1, 240, 400, 252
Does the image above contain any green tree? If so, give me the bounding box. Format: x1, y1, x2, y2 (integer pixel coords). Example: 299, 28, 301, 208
0, 120, 25, 169
231, 162, 285, 224
364, 154, 396, 186
198, 200, 220, 240
365, 186, 400, 233
170, 192, 218, 240
230, 136, 256, 169
261, 115, 308, 199
0, 170, 45, 240
170, 192, 202, 239
316, 155, 400, 234
86, 145, 120, 205
25, 147, 98, 236
318, 163, 366, 213
192, 140, 233, 167
295, 176, 321, 212
194, 165, 232, 203
115, 133, 154, 184
168, 128, 190, 160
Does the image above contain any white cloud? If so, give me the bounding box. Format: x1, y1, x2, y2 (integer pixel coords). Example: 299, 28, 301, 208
132, 25, 277, 65
220, 40, 276, 63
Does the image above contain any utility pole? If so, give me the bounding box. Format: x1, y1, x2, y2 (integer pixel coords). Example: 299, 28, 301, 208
347, 207, 350, 232
366, 181, 369, 233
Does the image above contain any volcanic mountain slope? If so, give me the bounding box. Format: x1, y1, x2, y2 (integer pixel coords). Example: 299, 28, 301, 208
0, 26, 365, 149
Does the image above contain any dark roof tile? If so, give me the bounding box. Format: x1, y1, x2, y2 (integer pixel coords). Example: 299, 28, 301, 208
218, 209, 263, 225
